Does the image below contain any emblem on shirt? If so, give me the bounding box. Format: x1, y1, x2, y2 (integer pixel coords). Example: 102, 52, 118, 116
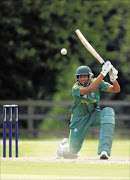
83, 94, 87, 99
91, 92, 95, 97
74, 128, 78, 133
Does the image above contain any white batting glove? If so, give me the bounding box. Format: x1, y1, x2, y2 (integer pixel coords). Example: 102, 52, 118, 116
109, 67, 118, 83
101, 61, 113, 77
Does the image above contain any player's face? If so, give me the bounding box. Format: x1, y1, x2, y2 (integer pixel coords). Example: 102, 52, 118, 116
79, 75, 89, 86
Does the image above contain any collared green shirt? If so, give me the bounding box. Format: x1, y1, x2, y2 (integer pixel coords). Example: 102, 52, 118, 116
70, 79, 110, 116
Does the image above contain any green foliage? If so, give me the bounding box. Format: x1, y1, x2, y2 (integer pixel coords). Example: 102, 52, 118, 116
0, 0, 129, 101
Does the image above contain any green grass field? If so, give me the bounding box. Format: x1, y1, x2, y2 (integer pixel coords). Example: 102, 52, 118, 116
0, 139, 129, 180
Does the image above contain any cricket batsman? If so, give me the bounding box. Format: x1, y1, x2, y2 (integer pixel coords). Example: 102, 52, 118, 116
56, 61, 120, 160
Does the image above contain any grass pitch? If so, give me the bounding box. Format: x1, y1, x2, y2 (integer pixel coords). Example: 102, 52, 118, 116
0, 139, 129, 180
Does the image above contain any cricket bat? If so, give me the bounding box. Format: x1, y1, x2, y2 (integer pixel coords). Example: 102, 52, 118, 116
75, 29, 105, 64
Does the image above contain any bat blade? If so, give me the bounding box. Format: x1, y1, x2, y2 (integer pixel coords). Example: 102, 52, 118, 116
75, 29, 104, 64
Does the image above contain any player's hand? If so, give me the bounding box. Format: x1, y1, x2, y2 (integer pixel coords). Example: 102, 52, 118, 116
109, 67, 118, 83
101, 61, 113, 77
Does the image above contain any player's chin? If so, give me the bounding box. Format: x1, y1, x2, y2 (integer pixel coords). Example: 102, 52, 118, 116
80, 82, 85, 86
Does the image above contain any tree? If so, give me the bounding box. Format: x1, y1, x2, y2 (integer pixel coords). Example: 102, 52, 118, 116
0, 0, 129, 101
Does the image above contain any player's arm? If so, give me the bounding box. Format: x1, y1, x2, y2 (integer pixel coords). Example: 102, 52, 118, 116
107, 81, 120, 93
80, 74, 104, 95
80, 61, 112, 95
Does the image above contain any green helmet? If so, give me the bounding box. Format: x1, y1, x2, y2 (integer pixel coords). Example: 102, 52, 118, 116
75, 66, 93, 85
75, 66, 92, 76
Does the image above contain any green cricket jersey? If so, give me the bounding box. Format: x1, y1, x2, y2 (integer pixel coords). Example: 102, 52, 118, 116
70, 79, 110, 116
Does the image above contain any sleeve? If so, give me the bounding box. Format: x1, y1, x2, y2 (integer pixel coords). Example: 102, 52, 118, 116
99, 80, 111, 92
72, 83, 82, 97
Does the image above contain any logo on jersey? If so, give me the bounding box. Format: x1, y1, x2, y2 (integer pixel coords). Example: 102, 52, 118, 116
74, 128, 78, 133
91, 92, 95, 97
83, 94, 87, 99
81, 100, 96, 105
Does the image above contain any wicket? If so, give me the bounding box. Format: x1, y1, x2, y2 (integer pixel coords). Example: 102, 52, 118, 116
3, 104, 18, 158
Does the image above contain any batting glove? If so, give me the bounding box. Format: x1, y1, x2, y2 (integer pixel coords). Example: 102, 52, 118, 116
101, 61, 113, 77
109, 67, 118, 83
